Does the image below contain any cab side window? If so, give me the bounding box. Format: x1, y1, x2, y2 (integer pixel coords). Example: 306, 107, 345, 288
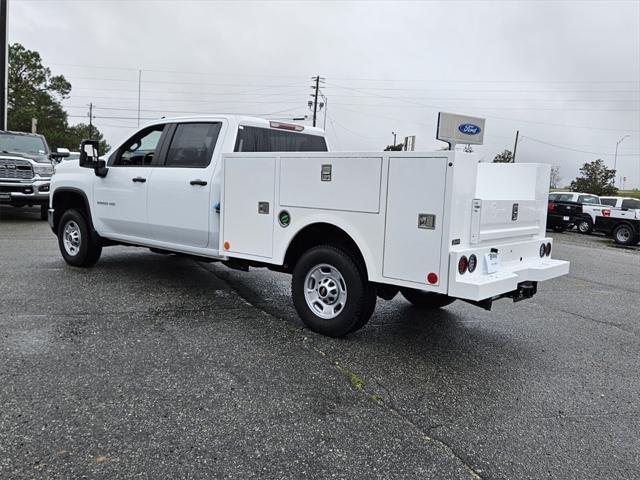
112, 125, 165, 166
600, 198, 617, 207
622, 199, 640, 210
164, 123, 221, 168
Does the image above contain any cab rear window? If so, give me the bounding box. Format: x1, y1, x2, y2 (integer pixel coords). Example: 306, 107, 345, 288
234, 126, 327, 152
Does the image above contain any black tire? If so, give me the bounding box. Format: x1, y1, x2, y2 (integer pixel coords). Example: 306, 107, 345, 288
292, 245, 372, 337
576, 217, 593, 234
613, 224, 636, 246
348, 284, 377, 334
552, 224, 566, 233
400, 288, 456, 309
40, 204, 48, 221
57, 209, 102, 267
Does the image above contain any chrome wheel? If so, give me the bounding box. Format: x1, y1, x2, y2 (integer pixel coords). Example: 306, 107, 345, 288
304, 263, 348, 319
63, 220, 82, 256
578, 220, 590, 233
616, 227, 631, 243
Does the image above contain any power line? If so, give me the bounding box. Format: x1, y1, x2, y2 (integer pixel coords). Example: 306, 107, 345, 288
521, 135, 640, 157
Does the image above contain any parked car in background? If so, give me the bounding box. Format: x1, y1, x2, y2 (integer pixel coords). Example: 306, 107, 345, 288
547, 196, 583, 232
548, 192, 607, 234
0, 130, 68, 220
599, 196, 640, 212
54, 148, 80, 162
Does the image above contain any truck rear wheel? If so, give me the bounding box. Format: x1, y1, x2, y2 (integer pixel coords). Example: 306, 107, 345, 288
400, 288, 456, 309
576, 217, 593, 234
57, 209, 102, 267
613, 224, 636, 246
292, 245, 375, 337
40, 204, 48, 221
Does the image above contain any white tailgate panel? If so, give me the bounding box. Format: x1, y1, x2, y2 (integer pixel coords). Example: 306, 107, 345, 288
383, 156, 447, 284
280, 156, 382, 213
223, 156, 275, 258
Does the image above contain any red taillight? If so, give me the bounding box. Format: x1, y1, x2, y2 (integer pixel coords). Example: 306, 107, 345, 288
548, 201, 555, 212
427, 272, 438, 284
545, 242, 552, 256
458, 256, 468, 275
602, 209, 611, 217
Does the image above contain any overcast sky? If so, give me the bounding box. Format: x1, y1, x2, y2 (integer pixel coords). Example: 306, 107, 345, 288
8, 0, 640, 188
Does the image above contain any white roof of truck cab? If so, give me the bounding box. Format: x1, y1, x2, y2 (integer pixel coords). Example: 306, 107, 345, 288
142, 115, 326, 137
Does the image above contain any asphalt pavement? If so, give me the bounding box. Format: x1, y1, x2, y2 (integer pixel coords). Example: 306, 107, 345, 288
1, 205, 639, 479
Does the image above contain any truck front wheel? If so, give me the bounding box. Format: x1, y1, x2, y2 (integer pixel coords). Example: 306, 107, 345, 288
40, 204, 48, 221
400, 288, 456, 309
57, 209, 102, 267
292, 245, 375, 337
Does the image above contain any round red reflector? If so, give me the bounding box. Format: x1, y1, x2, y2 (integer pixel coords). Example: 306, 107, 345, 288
458, 256, 468, 275
545, 242, 552, 256
468, 254, 477, 273
539, 243, 546, 258
427, 272, 438, 284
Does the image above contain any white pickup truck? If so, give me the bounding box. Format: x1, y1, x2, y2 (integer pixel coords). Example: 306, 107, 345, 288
547, 192, 607, 234
49, 115, 569, 337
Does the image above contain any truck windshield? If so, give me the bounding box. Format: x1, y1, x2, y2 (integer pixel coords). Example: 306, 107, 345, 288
0, 133, 47, 155
578, 195, 600, 205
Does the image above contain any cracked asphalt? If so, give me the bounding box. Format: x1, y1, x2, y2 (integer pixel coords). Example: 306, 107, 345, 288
1, 205, 639, 479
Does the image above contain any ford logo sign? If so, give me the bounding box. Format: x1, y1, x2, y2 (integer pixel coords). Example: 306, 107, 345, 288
458, 123, 481, 135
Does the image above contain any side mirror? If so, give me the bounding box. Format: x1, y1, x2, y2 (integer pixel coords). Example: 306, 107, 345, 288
50, 147, 70, 162
79, 140, 100, 168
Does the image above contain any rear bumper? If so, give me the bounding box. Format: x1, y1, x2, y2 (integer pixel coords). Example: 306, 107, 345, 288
451, 258, 569, 301
447, 238, 570, 302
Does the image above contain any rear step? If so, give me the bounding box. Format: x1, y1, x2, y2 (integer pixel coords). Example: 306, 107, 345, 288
463, 281, 538, 311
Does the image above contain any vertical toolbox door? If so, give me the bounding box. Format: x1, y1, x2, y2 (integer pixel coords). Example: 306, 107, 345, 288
222, 156, 276, 258
383, 156, 448, 285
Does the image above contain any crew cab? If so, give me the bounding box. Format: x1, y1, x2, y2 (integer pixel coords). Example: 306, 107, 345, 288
0, 130, 67, 219
594, 197, 640, 245
547, 192, 606, 234
49, 115, 569, 337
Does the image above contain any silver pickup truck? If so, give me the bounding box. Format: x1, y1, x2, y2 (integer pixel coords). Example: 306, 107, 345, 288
0, 130, 67, 220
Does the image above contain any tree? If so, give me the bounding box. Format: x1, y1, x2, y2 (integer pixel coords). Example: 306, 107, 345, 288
493, 149, 514, 163
60, 123, 110, 154
550, 165, 561, 189
384, 144, 404, 151
7, 43, 72, 149
570, 159, 617, 196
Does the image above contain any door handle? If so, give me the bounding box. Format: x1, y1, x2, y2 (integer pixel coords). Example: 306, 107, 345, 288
190, 179, 208, 186
132, 177, 147, 183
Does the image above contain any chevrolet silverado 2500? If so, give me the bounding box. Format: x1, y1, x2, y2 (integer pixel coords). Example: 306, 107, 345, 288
49, 115, 569, 337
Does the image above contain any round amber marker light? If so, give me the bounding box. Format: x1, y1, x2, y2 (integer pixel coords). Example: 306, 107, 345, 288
223, 241, 230, 250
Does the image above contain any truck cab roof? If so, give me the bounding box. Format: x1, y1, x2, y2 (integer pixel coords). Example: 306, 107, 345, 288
141, 115, 326, 137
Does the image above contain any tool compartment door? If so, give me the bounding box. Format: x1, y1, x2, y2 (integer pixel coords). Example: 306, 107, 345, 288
383, 156, 448, 285
222, 156, 276, 258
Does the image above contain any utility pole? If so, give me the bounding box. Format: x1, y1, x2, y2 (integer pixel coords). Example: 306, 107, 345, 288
392, 131, 397, 146
88, 103, 93, 138
614, 134, 630, 187
310, 75, 325, 128
137, 69, 142, 127
1, 0, 8, 131
512, 130, 519, 162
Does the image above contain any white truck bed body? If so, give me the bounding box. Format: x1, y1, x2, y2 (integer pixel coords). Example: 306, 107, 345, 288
220, 151, 569, 301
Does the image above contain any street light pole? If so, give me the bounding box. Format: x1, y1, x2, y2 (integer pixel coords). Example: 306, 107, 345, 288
614, 134, 630, 187
392, 131, 397, 146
